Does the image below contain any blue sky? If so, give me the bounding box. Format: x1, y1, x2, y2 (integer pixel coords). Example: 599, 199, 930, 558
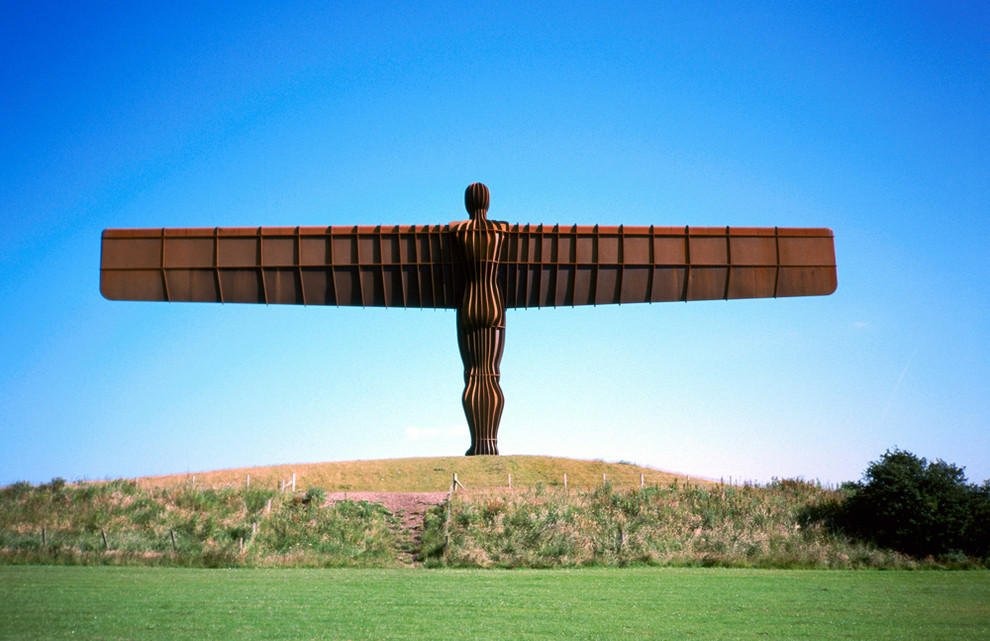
2, 1, 987, 486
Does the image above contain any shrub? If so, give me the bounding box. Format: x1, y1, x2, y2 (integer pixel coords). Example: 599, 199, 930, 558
826, 449, 989, 559
305, 486, 326, 506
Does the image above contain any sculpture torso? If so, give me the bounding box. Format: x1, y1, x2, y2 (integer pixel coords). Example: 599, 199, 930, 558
451, 216, 507, 330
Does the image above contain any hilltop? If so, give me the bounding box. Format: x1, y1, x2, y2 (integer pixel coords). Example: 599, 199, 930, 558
133, 455, 712, 492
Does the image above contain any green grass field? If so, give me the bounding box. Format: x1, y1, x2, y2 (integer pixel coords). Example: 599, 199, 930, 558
1, 566, 987, 640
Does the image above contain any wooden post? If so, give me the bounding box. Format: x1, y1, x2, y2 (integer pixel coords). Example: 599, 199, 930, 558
101, 530, 109, 551
170, 529, 177, 551
266, 498, 272, 514
444, 477, 454, 550
41, 527, 46, 545
246, 474, 250, 489
508, 473, 512, 488
640, 473, 644, 488
563, 473, 567, 490
291, 473, 296, 492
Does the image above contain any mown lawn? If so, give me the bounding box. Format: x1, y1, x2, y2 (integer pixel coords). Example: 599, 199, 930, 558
1, 566, 987, 640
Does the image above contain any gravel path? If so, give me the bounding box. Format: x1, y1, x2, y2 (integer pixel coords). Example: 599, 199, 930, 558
324, 491, 448, 527
324, 491, 449, 565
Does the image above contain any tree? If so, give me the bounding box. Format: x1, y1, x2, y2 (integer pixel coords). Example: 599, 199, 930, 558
835, 449, 987, 559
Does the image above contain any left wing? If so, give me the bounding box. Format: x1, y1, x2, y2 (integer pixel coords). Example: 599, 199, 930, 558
100, 225, 461, 308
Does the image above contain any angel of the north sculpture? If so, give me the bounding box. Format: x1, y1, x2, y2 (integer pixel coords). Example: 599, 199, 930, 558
101, 183, 837, 456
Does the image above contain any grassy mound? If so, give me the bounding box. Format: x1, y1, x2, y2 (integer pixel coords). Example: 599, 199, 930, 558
4, 458, 975, 569
132, 455, 707, 492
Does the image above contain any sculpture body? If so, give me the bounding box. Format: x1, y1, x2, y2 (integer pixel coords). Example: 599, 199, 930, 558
451, 184, 507, 455
99, 183, 838, 456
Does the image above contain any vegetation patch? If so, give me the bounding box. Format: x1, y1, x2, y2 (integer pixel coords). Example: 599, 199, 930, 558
800, 449, 990, 560
420, 480, 919, 569
0, 480, 399, 568
3, 453, 987, 569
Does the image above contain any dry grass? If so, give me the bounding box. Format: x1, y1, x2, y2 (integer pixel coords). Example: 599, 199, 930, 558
132, 455, 710, 492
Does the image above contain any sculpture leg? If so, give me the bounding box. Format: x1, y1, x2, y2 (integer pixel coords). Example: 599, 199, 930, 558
458, 325, 505, 456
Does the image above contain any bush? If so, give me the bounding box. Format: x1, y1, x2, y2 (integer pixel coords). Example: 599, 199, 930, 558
829, 449, 989, 559
305, 486, 326, 506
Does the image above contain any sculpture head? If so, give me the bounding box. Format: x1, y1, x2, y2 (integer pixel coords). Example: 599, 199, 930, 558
465, 182, 490, 221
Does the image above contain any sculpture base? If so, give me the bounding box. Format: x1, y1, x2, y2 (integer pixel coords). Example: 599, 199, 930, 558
465, 439, 499, 456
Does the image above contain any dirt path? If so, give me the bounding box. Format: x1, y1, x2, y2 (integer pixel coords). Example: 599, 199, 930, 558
325, 491, 448, 565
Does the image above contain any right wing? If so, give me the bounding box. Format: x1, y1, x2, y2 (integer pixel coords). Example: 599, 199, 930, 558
500, 225, 836, 307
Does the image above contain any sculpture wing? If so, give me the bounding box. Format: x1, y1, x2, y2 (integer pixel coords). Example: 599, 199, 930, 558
102, 224, 835, 309
500, 225, 836, 308
100, 226, 461, 308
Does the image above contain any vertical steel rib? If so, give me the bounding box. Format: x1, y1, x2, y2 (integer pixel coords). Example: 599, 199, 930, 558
355, 227, 366, 307
160, 228, 171, 302
773, 226, 781, 298
722, 225, 731, 301
296, 227, 306, 306
376, 226, 387, 308
681, 226, 691, 302
591, 224, 600, 305
569, 224, 579, 306
214, 227, 225, 303
617, 224, 625, 305
328, 226, 338, 305
259, 227, 269, 305
647, 225, 655, 304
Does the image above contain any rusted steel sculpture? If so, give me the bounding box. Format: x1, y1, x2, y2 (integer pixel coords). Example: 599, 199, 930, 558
451, 184, 508, 455
101, 183, 837, 455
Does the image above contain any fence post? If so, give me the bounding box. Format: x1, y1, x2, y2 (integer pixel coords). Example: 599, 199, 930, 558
444, 476, 454, 550
246, 474, 250, 489
292, 473, 296, 492
508, 473, 512, 488
640, 473, 644, 488
563, 473, 567, 490
41, 527, 46, 545
101, 530, 109, 551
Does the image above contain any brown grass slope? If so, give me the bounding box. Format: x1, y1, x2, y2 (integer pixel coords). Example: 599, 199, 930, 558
134, 456, 713, 492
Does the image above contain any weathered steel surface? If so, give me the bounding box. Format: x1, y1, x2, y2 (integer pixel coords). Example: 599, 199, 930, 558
451, 183, 506, 455
101, 225, 835, 307
100, 183, 837, 456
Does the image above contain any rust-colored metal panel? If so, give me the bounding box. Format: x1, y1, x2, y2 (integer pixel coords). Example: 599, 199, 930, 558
102, 225, 836, 307
100, 226, 462, 308
498, 225, 836, 306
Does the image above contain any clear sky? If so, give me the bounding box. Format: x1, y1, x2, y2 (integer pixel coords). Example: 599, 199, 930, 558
2, 2, 987, 487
